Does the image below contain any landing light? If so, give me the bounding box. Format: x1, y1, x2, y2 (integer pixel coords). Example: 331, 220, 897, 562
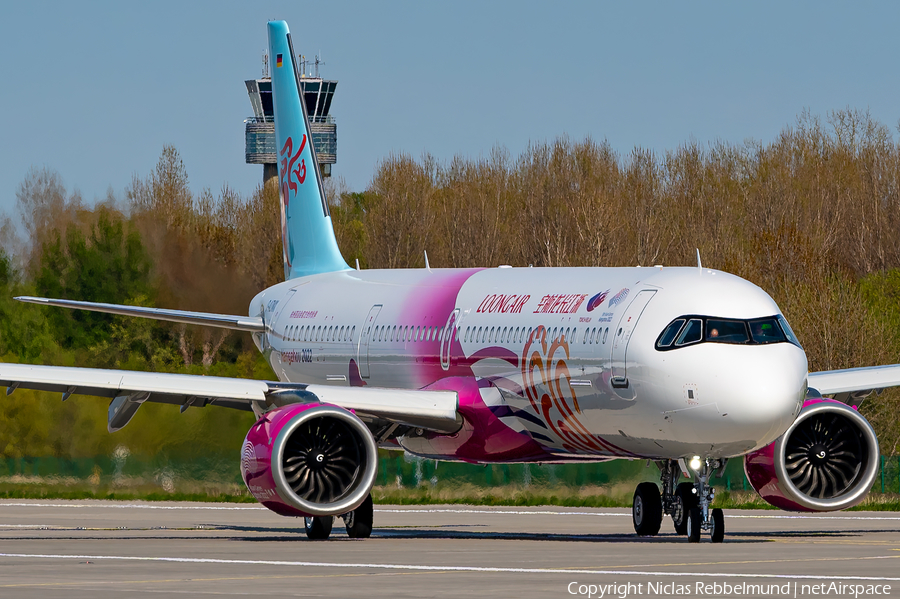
689, 456, 702, 471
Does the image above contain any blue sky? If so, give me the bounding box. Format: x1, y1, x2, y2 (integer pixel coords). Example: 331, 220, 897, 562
1, 2, 898, 218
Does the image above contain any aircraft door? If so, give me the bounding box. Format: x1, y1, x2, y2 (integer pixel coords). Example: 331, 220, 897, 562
610, 290, 656, 388
271, 288, 298, 344
358, 304, 382, 378
440, 309, 460, 370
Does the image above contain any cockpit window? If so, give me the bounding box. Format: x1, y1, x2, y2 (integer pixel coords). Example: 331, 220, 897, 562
657, 319, 685, 347
675, 319, 703, 346
777, 315, 801, 347
656, 314, 802, 351
749, 317, 785, 344
706, 319, 749, 344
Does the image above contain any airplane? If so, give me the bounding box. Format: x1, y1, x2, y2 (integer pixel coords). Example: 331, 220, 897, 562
3, 19, 899, 542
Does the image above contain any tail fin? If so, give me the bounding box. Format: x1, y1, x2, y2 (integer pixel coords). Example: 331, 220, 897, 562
267, 21, 350, 279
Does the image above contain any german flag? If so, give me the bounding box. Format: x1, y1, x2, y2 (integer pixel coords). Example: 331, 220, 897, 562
276, 54, 283, 68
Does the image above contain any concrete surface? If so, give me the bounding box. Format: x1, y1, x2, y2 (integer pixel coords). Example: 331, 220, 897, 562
1, 500, 899, 598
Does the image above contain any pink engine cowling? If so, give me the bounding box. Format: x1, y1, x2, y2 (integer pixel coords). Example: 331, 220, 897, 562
240, 403, 378, 518
744, 398, 879, 512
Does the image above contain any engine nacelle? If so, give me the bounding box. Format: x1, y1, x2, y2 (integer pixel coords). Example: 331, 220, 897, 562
744, 399, 879, 512
240, 403, 378, 517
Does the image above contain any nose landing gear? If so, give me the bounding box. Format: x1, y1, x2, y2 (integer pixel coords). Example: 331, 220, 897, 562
631, 459, 726, 542
671, 481, 697, 535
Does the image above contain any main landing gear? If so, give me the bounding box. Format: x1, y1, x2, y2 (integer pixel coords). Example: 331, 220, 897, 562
631, 459, 726, 542
304, 493, 374, 540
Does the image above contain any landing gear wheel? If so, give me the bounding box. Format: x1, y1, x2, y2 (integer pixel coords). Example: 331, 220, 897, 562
632, 482, 662, 536
343, 494, 373, 539
672, 482, 697, 535
686, 507, 702, 543
304, 515, 334, 540
710, 508, 724, 543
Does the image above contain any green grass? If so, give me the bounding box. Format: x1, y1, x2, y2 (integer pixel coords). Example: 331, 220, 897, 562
372, 483, 629, 508
3, 480, 897, 511
0, 487, 257, 503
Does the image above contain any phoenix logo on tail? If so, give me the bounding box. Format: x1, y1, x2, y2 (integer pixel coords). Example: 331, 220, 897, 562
279, 134, 309, 269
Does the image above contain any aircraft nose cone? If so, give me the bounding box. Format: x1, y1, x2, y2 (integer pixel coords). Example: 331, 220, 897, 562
656, 342, 807, 454
719, 343, 808, 448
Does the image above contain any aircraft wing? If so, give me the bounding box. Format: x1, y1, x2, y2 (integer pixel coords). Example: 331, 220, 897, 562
808, 364, 900, 401
0, 363, 460, 434
15, 296, 265, 332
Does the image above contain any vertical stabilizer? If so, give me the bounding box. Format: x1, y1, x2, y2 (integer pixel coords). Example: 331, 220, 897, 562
267, 21, 350, 279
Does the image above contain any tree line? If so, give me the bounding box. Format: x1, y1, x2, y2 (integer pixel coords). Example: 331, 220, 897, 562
1, 107, 899, 461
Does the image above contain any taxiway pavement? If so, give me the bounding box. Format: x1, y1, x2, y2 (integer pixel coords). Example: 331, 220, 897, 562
1, 500, 898, 598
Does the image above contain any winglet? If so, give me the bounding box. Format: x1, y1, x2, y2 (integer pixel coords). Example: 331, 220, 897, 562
696, 248, 702, 270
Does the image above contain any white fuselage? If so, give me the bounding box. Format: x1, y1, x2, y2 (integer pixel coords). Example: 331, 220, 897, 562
250, 265, 808, 462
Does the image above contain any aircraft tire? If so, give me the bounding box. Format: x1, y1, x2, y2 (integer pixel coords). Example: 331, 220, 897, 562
344, 494, 373, 539
672, 482, 697, 535
632, 482, 662, 536
686, 507, 702, 543
710, 508, 725, 543
304, 515, 334, 540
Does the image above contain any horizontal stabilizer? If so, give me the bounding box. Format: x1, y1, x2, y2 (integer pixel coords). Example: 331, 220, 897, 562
15, 296, 265, 333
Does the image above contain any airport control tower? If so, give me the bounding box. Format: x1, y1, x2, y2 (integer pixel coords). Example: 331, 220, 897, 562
245, 55, 337, 187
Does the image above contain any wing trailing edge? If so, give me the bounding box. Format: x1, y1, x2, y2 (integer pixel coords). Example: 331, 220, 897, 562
0, 363, 460, 434
808, 364, 900, 401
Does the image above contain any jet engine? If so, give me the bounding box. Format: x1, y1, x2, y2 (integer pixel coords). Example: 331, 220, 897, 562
240, 403, 378, 517
744, 399, 879, 511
